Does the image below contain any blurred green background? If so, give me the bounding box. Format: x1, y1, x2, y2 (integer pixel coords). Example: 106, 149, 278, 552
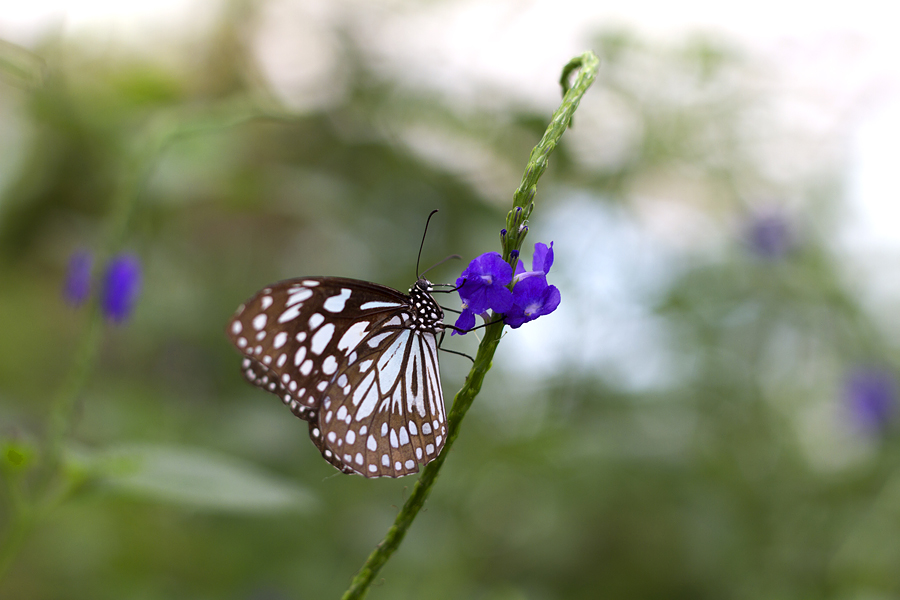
2, 2, 900, 599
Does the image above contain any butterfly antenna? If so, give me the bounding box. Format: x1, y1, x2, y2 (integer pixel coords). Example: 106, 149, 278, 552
416, 209, 440, 279
420, 254, 462, 279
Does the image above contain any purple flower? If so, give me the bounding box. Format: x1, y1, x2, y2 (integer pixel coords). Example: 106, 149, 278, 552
514, 241, 553, 279
845, 367, 896, 433
746, 213, 792, 259
454, 307, 477, 332
531, 241, 554, 274
453, 252, 513, 334
454, 242, 561, 333
505, 273, 561, 328
102, 254, 142, 323
63, 250, 93, 307
507, 241, 559, 328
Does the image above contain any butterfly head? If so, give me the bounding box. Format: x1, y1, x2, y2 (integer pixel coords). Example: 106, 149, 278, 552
408, 278, 443, 332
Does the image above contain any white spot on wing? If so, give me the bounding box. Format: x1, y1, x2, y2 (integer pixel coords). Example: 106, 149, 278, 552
273, 331, 288, 349
324, 288, 352, 313
311, 323, 335, 355
252, 314, 267, 330
377, 331, 409, 391
337, 321, 369, 353
261, 296, 273, 309
294, 346, 307, 367
360, 301, 403, 310
231, 321, 242, 334
367, 332, 393, 348
354, 374, 380, 420
286, 288, 313, 307
278, 305, 302, 323
308, 313, 325, 330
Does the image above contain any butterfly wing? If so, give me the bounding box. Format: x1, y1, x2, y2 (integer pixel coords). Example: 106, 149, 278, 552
227, 276, 446, 478
310, 321, 446, 477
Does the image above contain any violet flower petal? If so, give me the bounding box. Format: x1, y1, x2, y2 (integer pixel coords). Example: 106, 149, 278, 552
102, 254, 142, 323
63, 250, 92, 307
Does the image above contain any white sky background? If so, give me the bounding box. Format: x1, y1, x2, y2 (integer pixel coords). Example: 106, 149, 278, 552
3, 0, 899, 388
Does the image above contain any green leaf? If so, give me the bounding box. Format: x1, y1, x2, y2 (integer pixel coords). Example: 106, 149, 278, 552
67, 443, 316, 514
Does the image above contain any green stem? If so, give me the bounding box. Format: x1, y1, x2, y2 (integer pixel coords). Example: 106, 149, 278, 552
0, 463, 34, 583
44, 308, 104, 473
340, 50, 599, 600
503, 51, 599, 267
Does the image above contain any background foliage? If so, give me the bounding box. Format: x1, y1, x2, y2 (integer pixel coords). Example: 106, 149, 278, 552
2, 3, 899, 599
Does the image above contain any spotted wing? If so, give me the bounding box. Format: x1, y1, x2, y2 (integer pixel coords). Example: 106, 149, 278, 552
226, 276, 446, 478
309, 324, 446, 478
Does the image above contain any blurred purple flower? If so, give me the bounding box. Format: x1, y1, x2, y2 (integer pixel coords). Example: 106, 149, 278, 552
102, 254, 142, 323
746, 212, 792, 259
63, 250, 92, 307
845, 367, 896, 433
453, 252, 513, 335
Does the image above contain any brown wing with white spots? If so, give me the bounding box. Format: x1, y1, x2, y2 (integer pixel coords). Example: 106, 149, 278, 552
226, 276, 446, 478
310, 325, 446, 478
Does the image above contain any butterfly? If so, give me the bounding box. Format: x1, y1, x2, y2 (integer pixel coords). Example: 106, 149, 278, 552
226, 275, 448, 478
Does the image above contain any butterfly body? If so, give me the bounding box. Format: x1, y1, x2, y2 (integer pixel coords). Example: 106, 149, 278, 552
227, 276, 447, 478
